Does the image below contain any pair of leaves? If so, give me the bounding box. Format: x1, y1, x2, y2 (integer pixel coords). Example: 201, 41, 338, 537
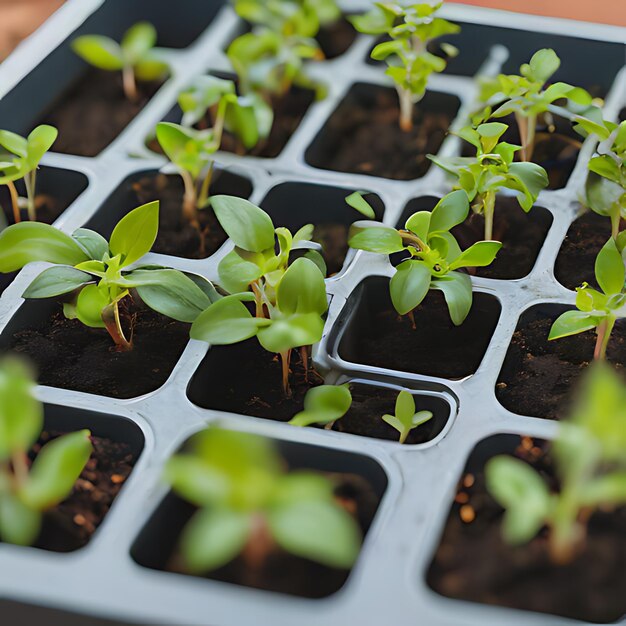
0, 125, 58, 185
382, 390, 433, 444
289, 385, 352, 427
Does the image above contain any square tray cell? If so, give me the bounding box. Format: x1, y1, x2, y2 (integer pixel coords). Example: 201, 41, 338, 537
335, 277, 501, 379
131, 433, 387, 598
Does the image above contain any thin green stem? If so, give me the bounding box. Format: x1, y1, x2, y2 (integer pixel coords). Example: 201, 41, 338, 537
24, 169, 37, 221
6, 180, 21, 224
610, 208, 621, 240
483, 191, 496, 240
594, 316, 615, 360
197, 161, 215, 211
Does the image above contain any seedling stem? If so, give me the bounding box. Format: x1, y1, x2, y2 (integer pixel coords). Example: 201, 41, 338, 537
123, 65, 138, 102
483, 190, 496, 240
102, 299, 133, 351
594, 316, 615, 360
7, 180, 20, 224
280, 349, 292, 397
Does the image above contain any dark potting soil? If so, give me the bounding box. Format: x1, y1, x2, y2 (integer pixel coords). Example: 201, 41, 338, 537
427, 435, 626, 623
451, 197, 552, 279
316, 18, 356, 59
31, 431, 137, 552
496, 309, 626, 419
554, 210, 625, 291
339, 288, 500, 379
7, 307, 190, 399
307, 86, 458, 180
314, 222, 351, 276
39, 70, 163, 157
133, 174, 228, 259
0, 192, 63, 226
141, 473, 379, 598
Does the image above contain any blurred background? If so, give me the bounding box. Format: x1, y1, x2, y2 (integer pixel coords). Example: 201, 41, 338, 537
0, 0, 624, 64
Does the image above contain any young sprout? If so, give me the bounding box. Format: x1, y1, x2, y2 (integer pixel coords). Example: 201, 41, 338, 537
574, 117, 626, 240
0, 125, 58, 223
72, 22, 168, 102
0, 201, 216, 351
0, 357, 92, 546
549, 238, 626, 360
232, 0, 341, 38
428, 122, 549, 240
350, 2, 460, 132
382, 390, 433, 444
288, 384, 352, 429
165, 427, 362, 575
478, 48, 594, 162
347, 190, 502, 325
191, 195, 328, 396
486, 361, 626, 564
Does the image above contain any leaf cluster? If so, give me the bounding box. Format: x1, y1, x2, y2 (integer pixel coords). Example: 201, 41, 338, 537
347, 190, 501, 325
165, 427, 362, 573
486, 362, 626, 562
382, 390, 433, 443
0, 358, 92, 546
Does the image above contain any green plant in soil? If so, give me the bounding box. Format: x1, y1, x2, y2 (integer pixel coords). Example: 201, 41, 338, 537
232, 0, 341, 38
486, 361, 626, 564
347, 190, 502, 325
476, 48, 595, 162
0, 201, 217, 351
350, 2, 460, 132
288, 384, 352, 428
382, 390, 433, 444
428, 122, 549, 240
72, 22, 169, 102
0, 125, 58, 224
549, 237, 626, 360
573, 117, 626, 240
165, 427, 362, 576
0, 357, 92, 546
191, 195, 328, 395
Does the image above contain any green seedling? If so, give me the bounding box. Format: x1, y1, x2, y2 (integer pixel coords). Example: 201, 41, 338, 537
549, 238, 626, 360
288, 384, 352, 429
477, 48, 594, 162
0, 125, 57, 223
191, 195, 328, 395
165, 427, 362, 575
0, 357, 92, 546
227, 29, 325, 100
348, 190, 501, 325
428, 122, 549, 240
486, 361, 626, 564
72, 22, 168, 102
574, 117, 626, 240
350, 2, 459, 132
232, 0, 341, 38
382, 390, 433, 444
0, 201, 216, 351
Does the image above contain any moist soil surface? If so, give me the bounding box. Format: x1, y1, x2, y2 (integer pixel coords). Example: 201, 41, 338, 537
8, 307, 190, 399
316, 18, 356, 59
141, 473, 379, 597
554, 210, 625, 290
307, 87, 457, 180
40, 70, 162, 157
133, 174, 229, 259
451, 197, 552, 279
339, 289, 500, 379
496, 308, 626, 419
427, 435, 626, 623
33, 431, 137, 552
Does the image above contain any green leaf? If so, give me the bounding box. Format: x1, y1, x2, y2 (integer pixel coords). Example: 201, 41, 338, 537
71, 35, 125, 70
20, 430, 92, 510
257, 313, 324, 353
449, 241, 502, 270
74, 284, 109, 328
595, 238, 625, 296
588, 156, 622, 185
395, 389, 416, 422
0, 129, 27, 157
120, 22, 156, 64
348, 221, 404, 254
429, 190, 469, 233
0, 493, 41, 546
271, 472, 335, 506
22, 266, 92, 299
25, 125, 58, 168
288, 385, 352, 427
277, 258, 327, 316
485, 455, 551, 545
549, 310, 599, 340
0, 358, 42, 461
345, 192, 376, 219
507, 162, 549, 210
212, 195, 275, 253
165, 455, 230, 506
180, 507, 251, 573
390, 260, 431, 315
134, 55, 169, 81
217, 249, 265, 294
190, 295, 270, 345
72, 228, 109, 260
269, 499, 361, 569
0, 222, 89, 272
405, 212, 431, 242
431, 272, 472, 326
527, 48, 560, 84
109, 201, 159, 267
